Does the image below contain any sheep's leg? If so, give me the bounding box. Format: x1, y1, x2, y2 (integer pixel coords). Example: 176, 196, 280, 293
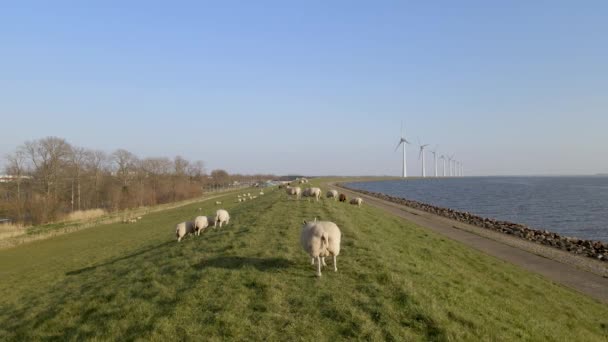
321, 257, 327, 266
316, 257, 322, 277
311, 257, 315, 265
333, 255, 338, 272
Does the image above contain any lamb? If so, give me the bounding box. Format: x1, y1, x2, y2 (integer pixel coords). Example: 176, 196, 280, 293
350, 197, 363, 207
194, 216, 211, 235
214, 209, 230, 228
326, 190, 338, 200
175, 221, 195, 242
339, 194, 347, 202
300, 219, 342, 277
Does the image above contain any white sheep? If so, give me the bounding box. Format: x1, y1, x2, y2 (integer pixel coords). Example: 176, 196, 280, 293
194, 216, 211, 236
309, 187, 321, 201
215, 201, 222, 205
214, 209, 230, 228
326, 190, 338, 200
350, 197, 363, 207
300, 219, 342, 276
259, 191, 264, 195
175, 221, 195, 242
285, 186, 302, 199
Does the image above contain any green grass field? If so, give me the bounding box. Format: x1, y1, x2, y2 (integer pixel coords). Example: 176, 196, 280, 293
1, 180, 607, 341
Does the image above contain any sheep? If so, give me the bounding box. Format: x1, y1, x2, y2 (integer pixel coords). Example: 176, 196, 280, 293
214, 209, 230, 228
286, 186, 302, 199
259, 191, 264, 195
300, 219, 342, 276
350, 197, 363, 207
136, 216, 142, 220
302, 187, 321, 201
215, 201, 222, 205
176, 221, 195, 242
326, 190, 338, 200
339, 194, 347, 202
194, 216, 211, 236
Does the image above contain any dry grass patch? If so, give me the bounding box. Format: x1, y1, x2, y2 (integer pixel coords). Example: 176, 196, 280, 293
0, 223, 27, 240
64, 209, 107, 222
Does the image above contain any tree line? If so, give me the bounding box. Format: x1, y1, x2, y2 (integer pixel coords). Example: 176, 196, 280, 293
1, 136, 274, 225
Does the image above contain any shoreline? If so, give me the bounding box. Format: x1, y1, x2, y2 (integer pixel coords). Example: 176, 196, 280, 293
339, 181, 607, 263
336, 181, 608, 277
328, 182, 608, 304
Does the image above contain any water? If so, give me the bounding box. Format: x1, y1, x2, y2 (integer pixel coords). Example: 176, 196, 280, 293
346, 176, 608, 243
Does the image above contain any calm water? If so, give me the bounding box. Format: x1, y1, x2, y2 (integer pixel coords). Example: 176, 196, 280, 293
346, 176, 608, 243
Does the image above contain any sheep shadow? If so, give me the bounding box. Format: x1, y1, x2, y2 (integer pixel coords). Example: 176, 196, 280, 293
194, 256, 294, 272
66, 240, 174, 276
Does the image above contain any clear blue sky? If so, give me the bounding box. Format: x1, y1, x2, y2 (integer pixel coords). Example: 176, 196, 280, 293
1, 1, 607, 176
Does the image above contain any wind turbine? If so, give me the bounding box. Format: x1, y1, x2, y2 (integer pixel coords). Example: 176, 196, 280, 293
430, 146, 439, 177
394, 122, 410, 178
418, 139, 429, 177
447, 154, 455, 177
440, 155, 446, 177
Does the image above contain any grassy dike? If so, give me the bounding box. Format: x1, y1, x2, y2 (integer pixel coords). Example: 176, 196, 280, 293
0, 179, 607, 341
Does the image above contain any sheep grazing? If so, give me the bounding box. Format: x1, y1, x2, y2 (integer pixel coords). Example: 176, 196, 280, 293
215, 201, 222, 205
286, 186, 302, 199
326, 190, 338, 200
136, 216, 142, 220
194, 216, 211, 236
303, 187, 321, 201
259, 191, 264, 195
300, 219, 342, 277
214, 209, 230, 228
339, 194, 347, 202
350, 197, 363, 207
176, 221, 195, 242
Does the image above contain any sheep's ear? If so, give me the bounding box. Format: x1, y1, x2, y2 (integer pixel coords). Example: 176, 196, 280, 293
303, 220, 307, 224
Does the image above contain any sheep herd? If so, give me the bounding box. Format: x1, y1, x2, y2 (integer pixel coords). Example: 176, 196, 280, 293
175, 209, 231, 242
174, 182, 363, 277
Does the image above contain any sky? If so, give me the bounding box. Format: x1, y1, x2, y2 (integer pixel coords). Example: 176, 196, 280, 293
1, 1, 607, 176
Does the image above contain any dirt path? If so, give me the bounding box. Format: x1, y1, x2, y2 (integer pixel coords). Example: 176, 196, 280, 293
329, 183, 608, 305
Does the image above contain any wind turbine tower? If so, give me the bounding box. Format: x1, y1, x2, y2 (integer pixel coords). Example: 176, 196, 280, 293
440, 155, 446, 177
430, 147, 438, 177
448, 155, 455, 177
418, 141, 429, 177
394, 123, 411, 178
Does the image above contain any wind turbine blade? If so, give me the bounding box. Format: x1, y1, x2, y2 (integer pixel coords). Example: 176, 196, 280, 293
394, 141, 402, 152
418, 149, 422, 159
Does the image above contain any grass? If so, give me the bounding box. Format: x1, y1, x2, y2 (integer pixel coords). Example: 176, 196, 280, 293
0, 179, 607, 341
0, 188, 244, 249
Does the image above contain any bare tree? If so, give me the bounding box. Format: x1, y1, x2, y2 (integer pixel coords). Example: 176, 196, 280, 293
5, 150, 28, 221
69, 147, 88, 211
21, 137, 72, 222
112, 149, 138, 187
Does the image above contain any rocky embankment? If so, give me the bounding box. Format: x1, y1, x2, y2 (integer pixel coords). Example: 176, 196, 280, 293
344, 186, 608, 262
